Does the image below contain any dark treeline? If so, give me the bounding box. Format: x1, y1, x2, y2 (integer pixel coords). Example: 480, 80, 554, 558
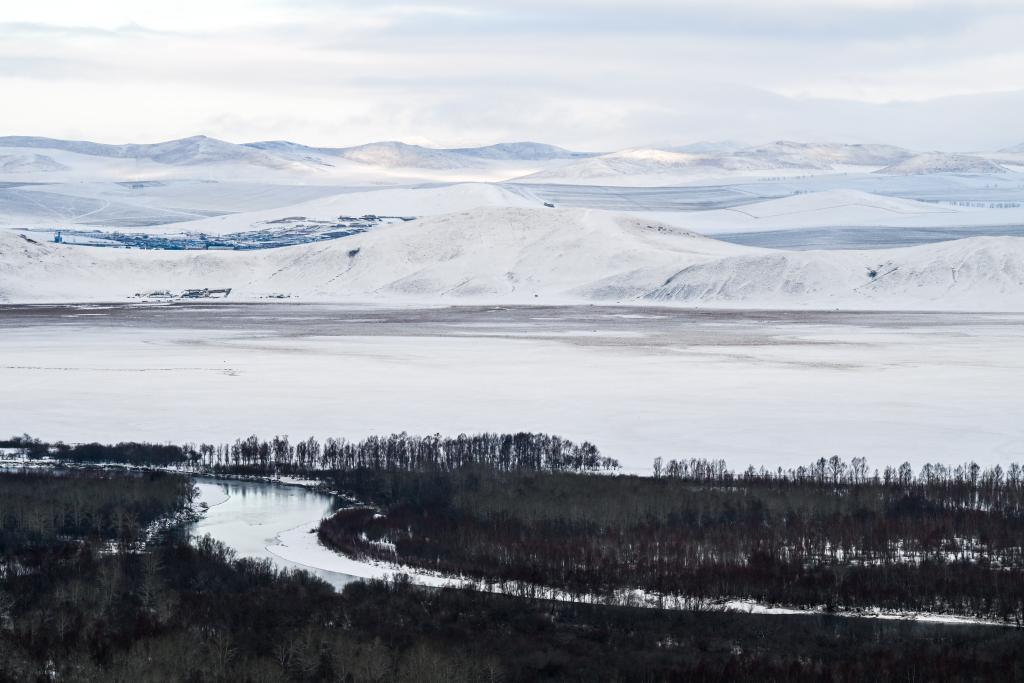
1, 436, 187, 467
3, 470, 1023, 682
320, 460, 1024, 622
2, 431, 618, 474
657, 454, 1024, 508
9, 434, 1023, 500
0, 469, 194, 556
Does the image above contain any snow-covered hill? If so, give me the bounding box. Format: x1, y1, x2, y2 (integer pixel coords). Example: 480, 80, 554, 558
0, 135, 288, 168
0, 153, 67, 173
736, 141, 912, 168
323, 141, 590, 170
669, 141, 749, 155
446, 142, 593, 161
646, 236, 1024, 308
2, 207, 1022, 310
0, 136, 341, 184
517, 141, 916, 185
244, 140, 590, 168
336, 142, 482, 170
518, 148, 703, 182
725, 190, 948, 220
0, 136, 594, 184
514, 147, 788, 185
158, 183, 542, 236
877, 153, 1010, 175
4, 134, 1020, 189
652, 190, 968, 234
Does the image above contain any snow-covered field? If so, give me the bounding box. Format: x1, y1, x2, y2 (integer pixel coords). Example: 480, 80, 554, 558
2, 304, 1021, 471
2, 134, 1023, 468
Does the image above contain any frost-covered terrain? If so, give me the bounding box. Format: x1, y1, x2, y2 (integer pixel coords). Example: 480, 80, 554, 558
0, 135, 592, 187
2, 304, 1022, 471
3, 134, 1024, 263
3, 206, 1023, 310
1, 134, 1022, 472
877, 153, 1010, 176
513, 141, 1022, 185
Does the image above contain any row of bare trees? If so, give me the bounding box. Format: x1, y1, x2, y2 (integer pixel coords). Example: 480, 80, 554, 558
3, 432, 618, 474
320, 463, 1024, 622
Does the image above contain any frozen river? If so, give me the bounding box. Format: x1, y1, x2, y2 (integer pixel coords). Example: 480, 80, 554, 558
189, 476, 439, 590
1, 303, 1022, 471
190, 477, 360, 590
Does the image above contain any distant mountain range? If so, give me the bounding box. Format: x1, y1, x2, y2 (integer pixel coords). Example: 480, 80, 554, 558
0, 135, 288, 167
0, 135, 1020, 178
247, 139, 595, 170
517, 141, 1022, 183
0, 135, 592, 171
515, 142, 922, 183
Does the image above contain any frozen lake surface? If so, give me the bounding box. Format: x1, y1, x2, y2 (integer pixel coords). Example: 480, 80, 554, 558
1, 303, 1022, 471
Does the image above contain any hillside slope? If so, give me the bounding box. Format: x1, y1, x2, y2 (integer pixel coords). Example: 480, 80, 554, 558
0, 135, 288, 167
1, 208, 1022, 309
658, 190, 967, 234
877, 153, 1010, 175
0, 136, 593, 184
517, 142, 917, 185
160, 183, 541, 236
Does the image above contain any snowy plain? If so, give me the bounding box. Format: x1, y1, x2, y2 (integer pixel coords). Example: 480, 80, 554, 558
2, 304, 1022, 471
2, 135, 1024, 470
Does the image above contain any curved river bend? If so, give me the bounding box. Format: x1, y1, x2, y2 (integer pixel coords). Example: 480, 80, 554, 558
190, 477, 363, 590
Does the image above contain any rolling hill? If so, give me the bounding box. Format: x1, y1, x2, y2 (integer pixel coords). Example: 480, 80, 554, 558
0, 135, 288, 168
517, 141, 917, 185
660, 190, 964, 234
0, 136, 595, 184
877, 153, 1010, 175
2, 207, 1022, 310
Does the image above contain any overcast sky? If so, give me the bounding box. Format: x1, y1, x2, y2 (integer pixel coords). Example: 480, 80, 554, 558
3, 0, 1023, 150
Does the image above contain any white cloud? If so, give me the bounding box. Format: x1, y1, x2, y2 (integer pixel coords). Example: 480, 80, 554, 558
2, 0, 1022, 148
